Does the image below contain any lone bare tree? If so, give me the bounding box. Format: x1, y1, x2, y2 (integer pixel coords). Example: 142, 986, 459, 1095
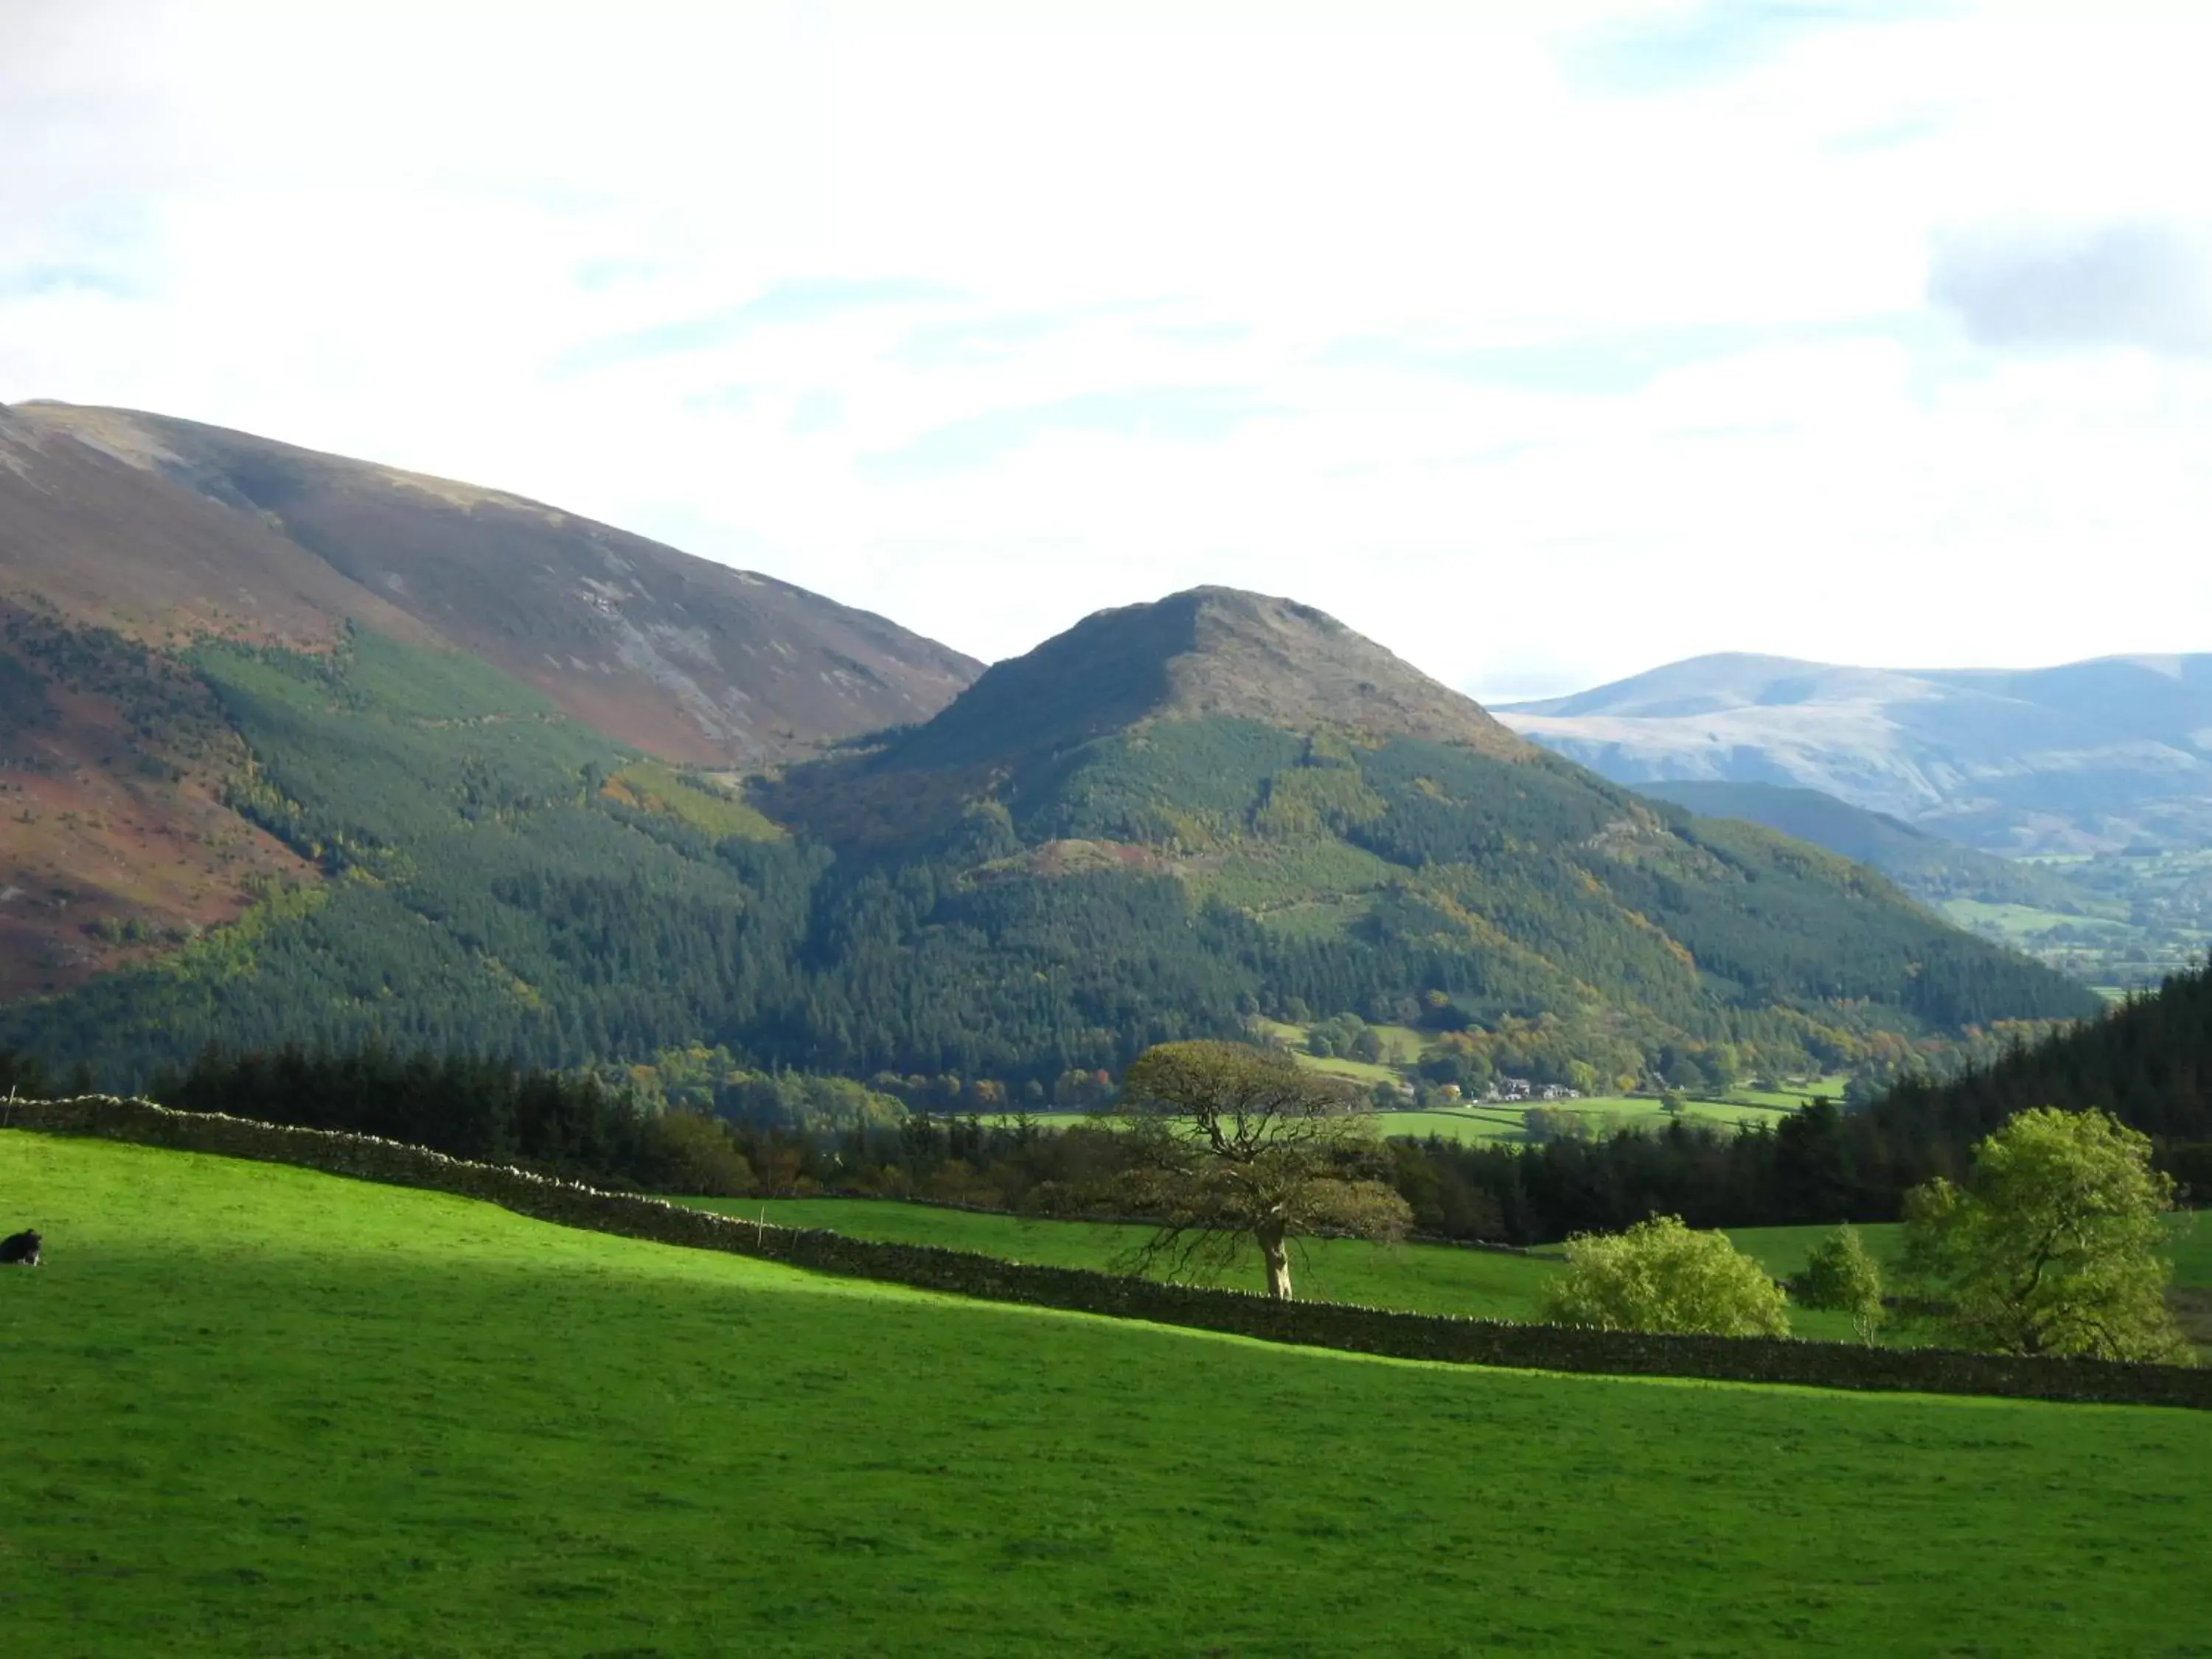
1101, 1040, 1412, 1301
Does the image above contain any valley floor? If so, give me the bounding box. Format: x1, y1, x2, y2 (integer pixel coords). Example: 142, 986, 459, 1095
5, 1133, 2210, 1657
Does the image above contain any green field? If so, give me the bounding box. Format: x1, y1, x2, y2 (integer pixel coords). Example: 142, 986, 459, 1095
701, 1197, 2210, 1354
697, 1194, 1564, 1323
1370, 1092, 1798, 1146
8, 1132, 2212, 1656
990, 1084, 1828, 1149
1939, 863, 2212, 990
1246, 1015, 1846, 1141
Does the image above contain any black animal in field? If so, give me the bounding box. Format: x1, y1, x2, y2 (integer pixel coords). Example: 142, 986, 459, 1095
0, 1229, 41, 1267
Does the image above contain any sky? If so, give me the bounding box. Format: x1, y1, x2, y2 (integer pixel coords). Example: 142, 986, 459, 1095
4, 0, 2211, 702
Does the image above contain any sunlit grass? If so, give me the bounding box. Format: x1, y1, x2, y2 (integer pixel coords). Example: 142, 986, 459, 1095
8, 1131, 2210, 1657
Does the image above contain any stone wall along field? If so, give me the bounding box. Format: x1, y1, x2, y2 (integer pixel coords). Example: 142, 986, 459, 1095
5, 1094, 2207, 1410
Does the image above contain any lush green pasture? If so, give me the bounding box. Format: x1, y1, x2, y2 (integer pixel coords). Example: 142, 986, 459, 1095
697, 1194, 1562, 1322
7, 1135, 2212, 1658
1728, 1217, 2204, 1286
1725, 1219, 2208, 1358
1377, 1094, 1796, 1146
708, 1198, 2209, 1352
1371, 1105, 1528, 1142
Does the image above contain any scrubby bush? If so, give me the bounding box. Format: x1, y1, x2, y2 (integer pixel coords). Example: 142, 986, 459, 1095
1544, 1215, 1791, 1338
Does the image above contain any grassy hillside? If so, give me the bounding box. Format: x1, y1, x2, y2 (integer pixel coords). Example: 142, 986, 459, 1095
695, 1193, 1566, 1324
7, 1132, 2212, 1656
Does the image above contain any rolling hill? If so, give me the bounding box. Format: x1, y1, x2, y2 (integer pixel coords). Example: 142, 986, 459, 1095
1499, 650, 2212, 854
0, 400, 979, 992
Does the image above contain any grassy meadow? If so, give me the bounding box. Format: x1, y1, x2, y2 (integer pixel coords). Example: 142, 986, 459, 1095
695, 1194, 1565, 1323
693, 1196, 2208, 1352
7, 1130, 2212, 1657
1243, 1015, 1846, 1144
1370, 1091, 1804, 1145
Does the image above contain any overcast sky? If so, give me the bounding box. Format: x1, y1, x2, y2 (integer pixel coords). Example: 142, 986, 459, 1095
6, 0, 2211, 700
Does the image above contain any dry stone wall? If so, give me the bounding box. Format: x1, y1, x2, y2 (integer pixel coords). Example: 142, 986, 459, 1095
7, 1094, 2208, 1411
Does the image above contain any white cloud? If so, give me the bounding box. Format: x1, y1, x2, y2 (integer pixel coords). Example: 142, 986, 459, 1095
5, 0, 2212, 700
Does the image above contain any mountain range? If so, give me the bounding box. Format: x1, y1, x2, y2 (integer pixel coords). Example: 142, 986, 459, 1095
1498, 651, 2212, 855
0, 403, 2100, 1090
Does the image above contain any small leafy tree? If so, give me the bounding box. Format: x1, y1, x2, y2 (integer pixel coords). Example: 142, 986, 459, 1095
1543, 1215, 1791, 1338
1102, 1040, 1411, 1300
1794, 1224, 1886, 1344
1901, 1107, 2191, 1363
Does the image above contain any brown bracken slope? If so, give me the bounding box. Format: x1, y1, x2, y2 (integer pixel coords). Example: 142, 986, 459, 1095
4, 403, 980, 762
0, 400, 980, 992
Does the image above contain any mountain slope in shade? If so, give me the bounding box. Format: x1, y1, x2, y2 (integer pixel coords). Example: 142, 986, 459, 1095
1631, 780, 2082, 909
1498, 651, 2212, 854
0, 603, 313, 998
4, 402, 981, 764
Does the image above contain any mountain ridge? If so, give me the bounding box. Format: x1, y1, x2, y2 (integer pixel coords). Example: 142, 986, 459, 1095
4, 401, 982, 764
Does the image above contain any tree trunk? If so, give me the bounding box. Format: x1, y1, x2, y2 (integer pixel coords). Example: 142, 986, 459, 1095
1259, 1225, 1293, 1301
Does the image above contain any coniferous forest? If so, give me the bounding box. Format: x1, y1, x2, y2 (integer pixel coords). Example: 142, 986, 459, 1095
14, 955, 2194, 1248
0, 619, 2096, 1099
0, 604, 2171, 1252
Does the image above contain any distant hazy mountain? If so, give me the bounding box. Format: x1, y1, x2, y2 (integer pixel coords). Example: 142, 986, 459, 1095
1499, 652, 2212, 854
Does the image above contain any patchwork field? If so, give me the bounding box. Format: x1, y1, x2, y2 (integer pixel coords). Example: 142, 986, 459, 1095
989, 1086, 1826, 1149
1371, 1093, 1801, 1144
9, 1133, 2212, 1658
